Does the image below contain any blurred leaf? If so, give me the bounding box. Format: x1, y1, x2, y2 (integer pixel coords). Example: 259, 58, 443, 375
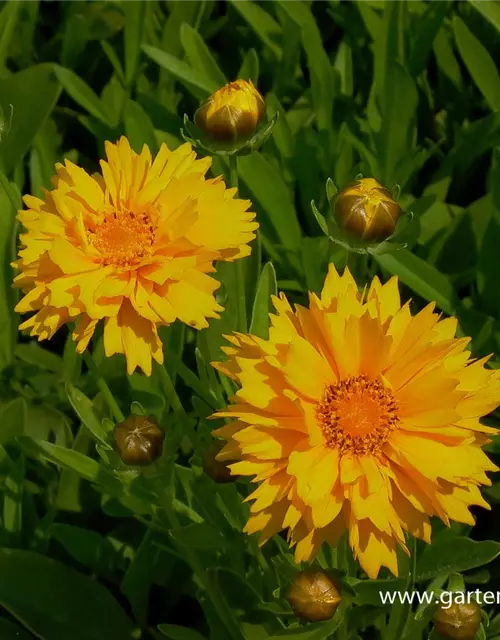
0, 183, 17, 371
238, 153, 302, 261
278, 1, 335, 144
142, 45, 215, 98
61, 14, 89, 69
49, 523, 115, 574
0, 549, 135, 640
17, 437, 121, 493
453, 15, 500, 112
0, 64, 61, 175
53, 64, 115, 126
122, 530, 161, 626
229, 0, 282, 60
170, 521, 226, 551
124, 99, 158, 154
407, 1, 451, 77
123, 0, 146, 88
0, 1, 22, 74
66, 383, 110, 448
0, 618, 34, 640
2, 455, 24, 546
416, 538, 500, 581
468, 0, 500, 34
375, 250, 457, 314
15, 342, 63, 374
180, 23, 227, 88
379, 62, 418, 185
238, 48, 260, 84
250, 262, 278, 339
353, 578, 407, 606
0, 397, 26, 446
158, 624, 207, 640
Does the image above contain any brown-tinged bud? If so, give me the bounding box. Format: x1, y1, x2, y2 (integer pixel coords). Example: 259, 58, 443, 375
286, 570, 342, 622
113, 415, 165, 466
194, 79, 265, 145
433, 599, 481, 640
333, 178, 402, 244
203, 440, 235, 483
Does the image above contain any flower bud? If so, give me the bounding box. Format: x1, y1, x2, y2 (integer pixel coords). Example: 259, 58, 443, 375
203, 440, 235, 483
333, 178, 401, 244
286, 570, 341, 622
433, 599, 481, 640
113, 415, 165, 466
194, 79, 265, 145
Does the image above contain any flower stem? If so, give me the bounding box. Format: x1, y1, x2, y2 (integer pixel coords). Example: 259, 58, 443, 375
386, 537, 417, 640
82, 351, 125, 423
228, 156, 247, 333
159, 492, 244, 640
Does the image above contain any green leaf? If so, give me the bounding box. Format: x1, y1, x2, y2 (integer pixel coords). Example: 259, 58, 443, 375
374, 250, 457, 315
53, 64, 114, 126
180, 23, 226, 88
158, 625, 207, 640
416, 538, 500, 581
49, 523, 115, 574
0, 183, 17, 372
379, 62, 418, 186
453, 16, 500, 112
0, 1, 22, 74
124, 99, 158, 154
0, 549, 135, 640
238, 153, 302, 259
66, 383, 110, 448
0, 64, 61, 175
2, 455, 24, 546
229, 0, 282, 60
169, 522, 226, 551
123, 0, 146, 88
0, 618, 34, 640
353, 578, 408, 606
238, 48, 260, 84
0, 397, 26, 446
250, 262, 278, 339
15, 342, 63, 374
17, 437, 121, 493
407, 1, 452, 77
278, 1, 335, 140
468, 0, 500, 35
142, 45, 215, 98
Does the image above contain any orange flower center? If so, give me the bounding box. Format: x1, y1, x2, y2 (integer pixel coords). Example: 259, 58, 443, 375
315, 375, 399, 455
91, 210, 155, 266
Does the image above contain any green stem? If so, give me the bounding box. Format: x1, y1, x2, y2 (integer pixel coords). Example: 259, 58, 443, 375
386, 537, 417, 640
227, 156, 247, 333
157, 362, 197, 447
160, 493, 244, 640
82, 351, 125, 423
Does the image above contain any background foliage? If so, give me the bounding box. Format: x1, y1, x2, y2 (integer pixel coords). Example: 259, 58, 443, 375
2, 1, 500, 639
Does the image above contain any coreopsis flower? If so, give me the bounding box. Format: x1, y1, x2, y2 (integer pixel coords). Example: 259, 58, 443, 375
13, 137, 257, 375
286, 570, 341, 622
212, 265, 500, 578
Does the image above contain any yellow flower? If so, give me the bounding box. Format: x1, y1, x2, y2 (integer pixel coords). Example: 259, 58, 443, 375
212, 265, 500, 579
13, 137, 258, 375
334, 178, 401, 243
195, 79, 265, 143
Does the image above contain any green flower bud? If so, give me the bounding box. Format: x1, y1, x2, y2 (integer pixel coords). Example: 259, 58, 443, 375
203, 440, 236, 483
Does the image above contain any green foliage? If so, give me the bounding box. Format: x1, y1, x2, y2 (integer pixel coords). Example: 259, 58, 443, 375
1, 1, 500, 639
